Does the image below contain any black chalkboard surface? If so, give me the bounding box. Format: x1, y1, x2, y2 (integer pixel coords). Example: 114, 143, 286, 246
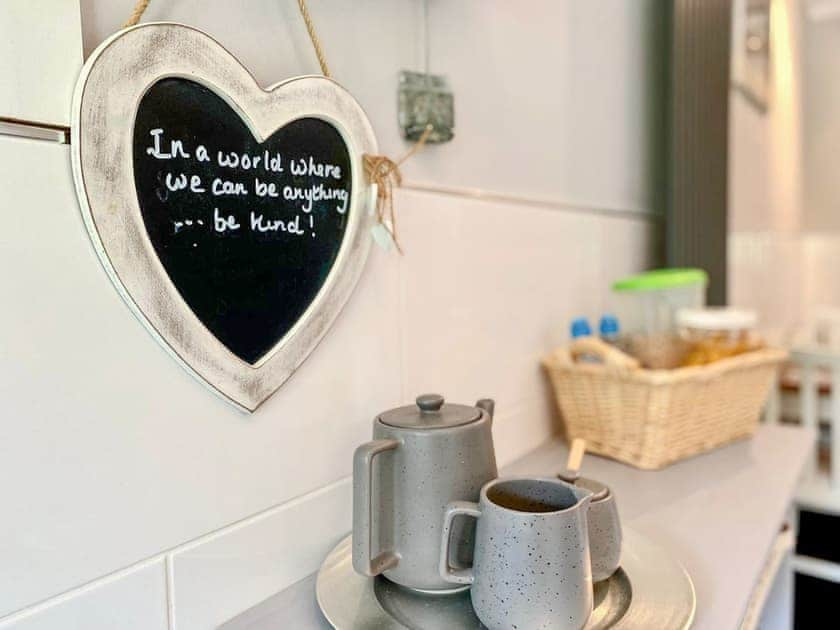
133, 78, 352, 364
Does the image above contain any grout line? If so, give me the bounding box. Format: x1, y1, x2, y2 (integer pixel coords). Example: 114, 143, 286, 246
0, 475, 352, 624
165, 555, 177, 630
170, 475, 352, 555
400, 181, 663, 221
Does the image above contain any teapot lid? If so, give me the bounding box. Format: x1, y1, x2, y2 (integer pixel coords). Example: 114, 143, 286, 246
378, 394, 482, 429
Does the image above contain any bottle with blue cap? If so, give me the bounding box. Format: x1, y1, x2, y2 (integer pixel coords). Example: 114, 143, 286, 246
599, 314, 629, 353
570, 317, 593, 339
599, 315, 620, 343
570, 317, 601, 363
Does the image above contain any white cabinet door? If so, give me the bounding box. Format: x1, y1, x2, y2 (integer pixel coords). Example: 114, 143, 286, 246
0, 0, 82, 126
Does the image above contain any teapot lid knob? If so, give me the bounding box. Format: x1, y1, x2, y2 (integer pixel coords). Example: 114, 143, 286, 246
380, 394, 480, 428
416, 393, 445, 412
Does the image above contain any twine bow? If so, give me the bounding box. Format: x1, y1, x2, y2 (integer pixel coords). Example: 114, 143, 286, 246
124, 0, 427, 253
363, 125, 432, 254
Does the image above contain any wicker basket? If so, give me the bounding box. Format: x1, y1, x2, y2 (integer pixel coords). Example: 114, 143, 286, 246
542, 336, 788, 469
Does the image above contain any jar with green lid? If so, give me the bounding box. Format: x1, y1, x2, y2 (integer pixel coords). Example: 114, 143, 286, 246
611, 268, 708, 368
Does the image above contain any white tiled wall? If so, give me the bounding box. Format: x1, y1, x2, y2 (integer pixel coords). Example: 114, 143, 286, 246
728, 0, 805, 330
0, 561, 169, 630
78, 0, 662, 214
0, 0, 82, 125
729, 230, 840, 339
169, 480, 352, 630
728, 0, 840, 333
1, 2, 659, 628
0, 139, 655, 629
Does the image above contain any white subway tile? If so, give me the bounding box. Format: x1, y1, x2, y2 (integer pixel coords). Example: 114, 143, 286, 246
0, 1, 82, 126
0, 561, 167, 630
599, 215, 657, 300
406, 1, 660, 211
170, 479, 351, 630
729, 231, 805, 333
492, 395, 560, 468
395, 188, 653, 454
397, 188, 597, 406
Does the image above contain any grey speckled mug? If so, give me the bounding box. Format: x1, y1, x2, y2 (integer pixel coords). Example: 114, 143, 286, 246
439, 477, 594, 630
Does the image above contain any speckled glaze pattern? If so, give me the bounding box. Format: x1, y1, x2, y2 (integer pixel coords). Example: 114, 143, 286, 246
587, 490, 622, 582
440, 477, 594, 630
352, 406, 497, 591
558, 474, 623, 583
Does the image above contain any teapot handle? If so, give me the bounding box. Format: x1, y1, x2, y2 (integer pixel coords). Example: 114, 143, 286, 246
439, 501, 481, 585
352, 439, 400, 576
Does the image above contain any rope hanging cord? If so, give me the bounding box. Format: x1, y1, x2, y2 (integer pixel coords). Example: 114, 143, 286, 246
122, 0, 428, 252
296, 0, 331, 77
123, 0, 326, 70
123, 0, 150, 28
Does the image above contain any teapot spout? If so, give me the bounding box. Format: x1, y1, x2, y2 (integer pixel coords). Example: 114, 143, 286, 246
476, 398, 495, 420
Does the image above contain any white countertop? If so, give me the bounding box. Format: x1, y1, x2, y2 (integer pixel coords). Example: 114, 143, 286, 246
223, 424, 814, 630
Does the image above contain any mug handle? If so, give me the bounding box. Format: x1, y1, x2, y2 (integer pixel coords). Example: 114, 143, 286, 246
352, 439, 401, 576
439, 501, 481, 585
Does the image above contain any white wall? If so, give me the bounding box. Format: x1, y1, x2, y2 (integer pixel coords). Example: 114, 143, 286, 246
729, 0, 840, 337
78, 0, 663, 214
802, 4, 840, 232
0, 2, 659, 628
0, 1, 81, 125
729, 0, 807, 336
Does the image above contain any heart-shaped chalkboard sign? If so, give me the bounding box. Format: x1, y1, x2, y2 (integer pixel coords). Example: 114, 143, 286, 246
134, 80, 354, 365
71, 23, 377, 411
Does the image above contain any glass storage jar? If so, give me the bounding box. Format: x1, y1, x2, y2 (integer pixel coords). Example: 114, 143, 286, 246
676, 307, 759, 366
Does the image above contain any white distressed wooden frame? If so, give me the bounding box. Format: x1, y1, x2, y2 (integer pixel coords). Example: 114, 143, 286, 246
71, 23, 377, 412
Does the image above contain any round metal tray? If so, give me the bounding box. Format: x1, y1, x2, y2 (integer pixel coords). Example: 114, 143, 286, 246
316, 529, 695, 629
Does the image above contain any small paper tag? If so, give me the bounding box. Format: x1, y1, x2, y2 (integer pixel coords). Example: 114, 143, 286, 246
371, 223, 394, 251
367, 183, 378, 217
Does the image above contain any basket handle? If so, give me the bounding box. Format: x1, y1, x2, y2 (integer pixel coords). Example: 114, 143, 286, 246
570, 336, 640, 370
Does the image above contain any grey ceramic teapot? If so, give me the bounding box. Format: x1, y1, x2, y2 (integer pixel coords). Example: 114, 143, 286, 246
352, 394, 498, 592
